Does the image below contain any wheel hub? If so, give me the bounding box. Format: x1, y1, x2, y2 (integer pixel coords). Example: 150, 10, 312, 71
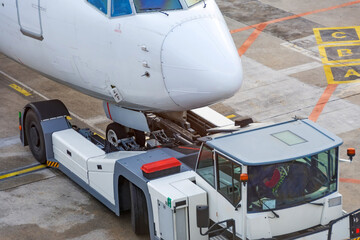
107, 129, 119, 147
30, 125, 40, 147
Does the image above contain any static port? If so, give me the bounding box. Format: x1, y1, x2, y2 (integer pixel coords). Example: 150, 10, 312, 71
142, 72, 150, 78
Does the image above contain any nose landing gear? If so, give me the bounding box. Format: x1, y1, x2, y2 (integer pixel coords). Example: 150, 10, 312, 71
106, 122, 146, 148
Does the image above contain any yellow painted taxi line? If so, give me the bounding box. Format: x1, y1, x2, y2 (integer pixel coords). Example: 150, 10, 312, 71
8, 83, 32, 96
0, 164, 46, 180
226, 114, 236, 119
94, 132, 105, 140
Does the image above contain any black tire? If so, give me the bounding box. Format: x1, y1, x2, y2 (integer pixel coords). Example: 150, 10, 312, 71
25, 109, 46, 163
129, 182, 149, 235
106, 122, 127, 147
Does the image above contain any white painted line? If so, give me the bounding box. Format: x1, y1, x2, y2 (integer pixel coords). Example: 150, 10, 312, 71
0, 70, 106, 135
85, 115, 110, 125
278, 61, 323, 76
281, 42, 322, 62
0, 152, 32, 158
0, 70, 49, 100
0, 136, 21, 149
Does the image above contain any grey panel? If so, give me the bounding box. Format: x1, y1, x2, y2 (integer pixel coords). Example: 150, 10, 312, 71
41, 117, 71, 160
175, 208, 187, 240
113, 148, 192, 239
159, 200, 174, 239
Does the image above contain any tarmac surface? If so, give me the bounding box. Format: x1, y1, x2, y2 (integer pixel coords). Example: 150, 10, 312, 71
1, 0, 360, 239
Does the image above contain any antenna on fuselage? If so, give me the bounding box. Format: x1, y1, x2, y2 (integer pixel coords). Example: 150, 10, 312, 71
203, 0, 207, 8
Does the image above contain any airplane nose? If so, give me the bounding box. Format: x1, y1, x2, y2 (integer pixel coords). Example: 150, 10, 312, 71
161, 17, 243, 109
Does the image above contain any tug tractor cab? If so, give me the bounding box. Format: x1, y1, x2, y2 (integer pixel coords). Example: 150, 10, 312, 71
194, 119, 360, 239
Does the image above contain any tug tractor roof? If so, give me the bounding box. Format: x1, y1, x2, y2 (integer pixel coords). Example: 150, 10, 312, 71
206, 119, 343, 166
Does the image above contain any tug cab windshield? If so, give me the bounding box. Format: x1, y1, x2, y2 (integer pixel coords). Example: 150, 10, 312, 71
247, 148, 338, 212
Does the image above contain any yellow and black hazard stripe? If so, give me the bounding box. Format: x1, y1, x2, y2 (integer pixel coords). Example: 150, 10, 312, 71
47, 161, 59, 168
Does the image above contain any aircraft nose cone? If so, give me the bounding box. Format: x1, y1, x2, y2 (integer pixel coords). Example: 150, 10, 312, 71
161, 17, 243, 109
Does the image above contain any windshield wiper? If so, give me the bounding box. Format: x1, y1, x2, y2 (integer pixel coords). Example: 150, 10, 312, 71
254, 188, 279, 218
260, 198, 280, 218
305, 199, 324, 206
140, 7, 161, 11
140, 8, 169, 16
159, 10, 169, 16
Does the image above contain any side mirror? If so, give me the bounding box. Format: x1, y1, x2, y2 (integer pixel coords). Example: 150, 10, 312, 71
196, 205, 209, 228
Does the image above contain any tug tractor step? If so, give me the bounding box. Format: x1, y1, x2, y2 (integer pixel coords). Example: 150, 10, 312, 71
129, 182, 149, 235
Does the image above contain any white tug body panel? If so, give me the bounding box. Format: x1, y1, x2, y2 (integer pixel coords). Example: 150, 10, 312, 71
44, 115, 353, 240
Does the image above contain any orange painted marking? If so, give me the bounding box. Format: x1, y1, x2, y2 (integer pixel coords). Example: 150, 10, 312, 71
309, 84, 338, 122
231, 0, 360, 34
238, 23, 268, 56
340, 178, 360, 184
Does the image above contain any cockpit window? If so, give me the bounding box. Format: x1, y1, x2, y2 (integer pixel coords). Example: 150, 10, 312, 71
111, 0, 132, 17
133, 0, 182, 13
88, 0, 108, 14
185, 0, 202, 7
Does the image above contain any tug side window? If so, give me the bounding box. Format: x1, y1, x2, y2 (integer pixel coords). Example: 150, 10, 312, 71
196, 145, 215, 187
88, 0, 108, 14
216, 154, 242, 206
112, 0, 132, 17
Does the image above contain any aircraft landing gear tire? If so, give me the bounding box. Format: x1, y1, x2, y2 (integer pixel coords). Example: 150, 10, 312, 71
106, 122, 127, 147
130, 182, 149, 235
25, 109, 46, 164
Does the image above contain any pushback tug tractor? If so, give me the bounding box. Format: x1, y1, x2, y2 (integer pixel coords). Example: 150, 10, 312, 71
20, 100, 360, 240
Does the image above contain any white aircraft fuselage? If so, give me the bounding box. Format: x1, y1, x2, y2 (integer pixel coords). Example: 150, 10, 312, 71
0, 0, 242, 112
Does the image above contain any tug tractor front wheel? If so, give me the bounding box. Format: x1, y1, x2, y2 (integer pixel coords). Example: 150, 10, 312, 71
130, 182, 149, 235
106, 122, 127, 147
25, 109, 46, 164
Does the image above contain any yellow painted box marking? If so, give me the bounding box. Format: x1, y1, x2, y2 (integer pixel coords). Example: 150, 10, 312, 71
313, 26, 360, 44
324, 63, 360, 84
318, 43, 360, 64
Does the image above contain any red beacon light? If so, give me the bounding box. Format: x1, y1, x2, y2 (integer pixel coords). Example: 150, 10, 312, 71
347, 148, 356, 162
240, 173, 249, 186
